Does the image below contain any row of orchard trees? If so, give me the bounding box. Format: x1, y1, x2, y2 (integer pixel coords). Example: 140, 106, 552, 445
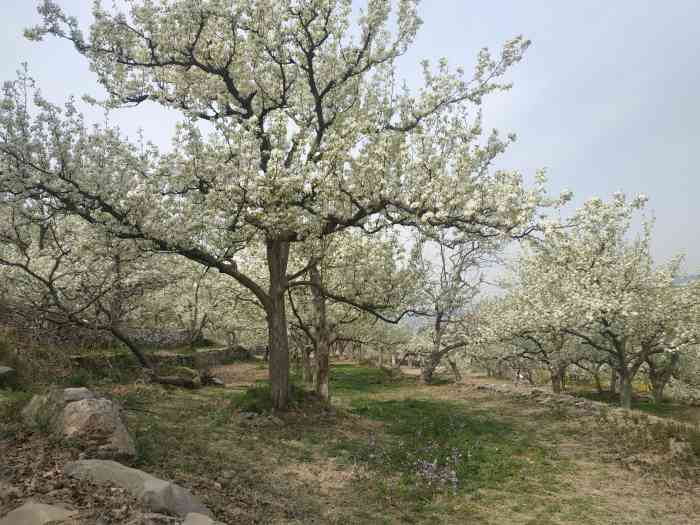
0, 0, 562, 409
477, 194, 700, 409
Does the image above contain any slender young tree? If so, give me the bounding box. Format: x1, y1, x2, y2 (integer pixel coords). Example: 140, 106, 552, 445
408, 229, 503, 384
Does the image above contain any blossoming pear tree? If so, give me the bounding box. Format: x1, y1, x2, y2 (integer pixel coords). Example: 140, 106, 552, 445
476, 295, 576, 392
139, 255, 269, 348
0, 203, 170, 368
287, 230, 417, 401
2, 0, 551, 408
500, 194, 700, 408
406, 230, 494, 384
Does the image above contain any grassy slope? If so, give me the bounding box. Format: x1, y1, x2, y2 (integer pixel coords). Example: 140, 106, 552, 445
2, 362, 699, 523
95, 363, 699, 524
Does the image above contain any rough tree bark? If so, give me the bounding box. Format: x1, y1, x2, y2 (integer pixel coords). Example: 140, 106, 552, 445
420, 352, 441, 384
549, 364, 567, 394
609, 368, 618, 395
266, 240, 291, 411
310, 263, 331, 403
646, 353, 679, 404
619, 373, 633, 409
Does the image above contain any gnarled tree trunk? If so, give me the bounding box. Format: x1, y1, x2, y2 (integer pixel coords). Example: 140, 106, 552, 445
647, 353, 679, 404
420, 352, 441, 384
619, 374, 633, 409
267, 240, 290, 411
310, 262, 331, 404
549, 364, 567, 394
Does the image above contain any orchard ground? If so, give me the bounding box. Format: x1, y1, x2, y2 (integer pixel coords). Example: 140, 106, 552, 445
2, 359, 700, 524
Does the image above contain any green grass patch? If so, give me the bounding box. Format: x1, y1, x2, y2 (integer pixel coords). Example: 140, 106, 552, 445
330, 364, 409, 395
230, 381, 312, 413
0, 390, 32, 439
332, 396, 558, 512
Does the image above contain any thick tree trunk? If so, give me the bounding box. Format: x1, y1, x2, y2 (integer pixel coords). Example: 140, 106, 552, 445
646, 354, 678, 404
550, 364, 567, 394
420, 364, 435, 384
420, 352, 440, 384
619, 374, 633, 409
315, 342, 330, 403
560, 367, 567, 391
650, 379, 667, 404
551, 373, 563, 394
310, 263, 331, 404
153, 375, 199, 389
267, 240, 290, 411
610, 368, 618, 395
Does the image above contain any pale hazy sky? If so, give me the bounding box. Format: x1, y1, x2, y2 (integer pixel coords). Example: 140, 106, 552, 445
1, 1, 698, 269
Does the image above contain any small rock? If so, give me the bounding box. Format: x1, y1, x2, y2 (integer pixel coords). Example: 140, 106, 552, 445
22, 389, 135, 460
128, 513, 180, 525
0, 481, 20, 502
209, 377, 225, 387
182, 512, 226, 525
0, 366, 16, 388
0, 501, 78, 525
62, 397, 136, 460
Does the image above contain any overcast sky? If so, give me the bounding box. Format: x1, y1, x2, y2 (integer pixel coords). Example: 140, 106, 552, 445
1, 1, 698, 270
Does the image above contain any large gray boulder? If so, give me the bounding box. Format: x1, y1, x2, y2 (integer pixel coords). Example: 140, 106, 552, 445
22, 388, 135, 460
62, 398, 136, 459
64, 460, 211, 518
0, 366, 16, 388
0, 501, 78, 525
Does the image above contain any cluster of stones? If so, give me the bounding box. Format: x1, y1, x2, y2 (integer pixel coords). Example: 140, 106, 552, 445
22, 387, 136, 460
475, 383, 605, 415
475, 382, 700, 434
1, 387, 224, 524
